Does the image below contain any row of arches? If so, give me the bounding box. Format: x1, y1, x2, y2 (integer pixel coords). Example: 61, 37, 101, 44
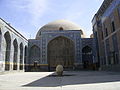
0, 30, 27, 71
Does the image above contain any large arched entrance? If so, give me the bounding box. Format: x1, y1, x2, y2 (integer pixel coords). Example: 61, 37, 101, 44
4, 31, 11, 70
29, 45, 40, 71
47, 36, 75, 71
82, 46, 93, 69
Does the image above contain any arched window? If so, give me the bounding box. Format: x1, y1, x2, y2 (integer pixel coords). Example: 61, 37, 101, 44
13, 39, 18, 70
4, 31, 11, 70
112, 21, 115, 32
82, 46, 92, 55
39, 32, 41, 35
19, 43, 23, 70
59, 27, 63, 31
29, 45, 40, 63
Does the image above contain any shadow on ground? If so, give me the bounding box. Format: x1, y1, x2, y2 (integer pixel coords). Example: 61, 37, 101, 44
23, 71, 120, 87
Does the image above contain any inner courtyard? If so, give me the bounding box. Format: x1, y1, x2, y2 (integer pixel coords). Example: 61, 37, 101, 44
0, 0, 120, 89
0, 71, 120, 90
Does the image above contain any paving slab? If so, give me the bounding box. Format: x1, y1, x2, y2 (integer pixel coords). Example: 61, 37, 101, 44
0, 71, 120, 90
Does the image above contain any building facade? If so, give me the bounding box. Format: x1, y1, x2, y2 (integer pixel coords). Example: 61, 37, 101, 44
0, 18, 28, 72
1, 0, 120, 72
92, 0, 120, 71
0, 19, 97, 72
27, 20, 97, 71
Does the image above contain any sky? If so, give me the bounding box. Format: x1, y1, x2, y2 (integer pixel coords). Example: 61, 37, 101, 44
0, 0, 104, 39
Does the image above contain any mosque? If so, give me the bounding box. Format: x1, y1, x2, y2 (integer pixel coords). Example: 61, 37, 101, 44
0, 18, 97, 72
0, 0, 120, 73
27, 20, 97, 71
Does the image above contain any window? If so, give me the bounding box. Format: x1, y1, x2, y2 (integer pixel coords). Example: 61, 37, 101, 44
111, 21, 115, 32
59, 27, 63, 31
39, 32, 41, 35
105, 28, 108, 37
112, 34, 119, 64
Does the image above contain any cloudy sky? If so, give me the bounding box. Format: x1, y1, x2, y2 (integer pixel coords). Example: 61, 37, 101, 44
0, 0, 104, 38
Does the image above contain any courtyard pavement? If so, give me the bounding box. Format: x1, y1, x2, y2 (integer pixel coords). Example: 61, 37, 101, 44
0, 71, 120, 90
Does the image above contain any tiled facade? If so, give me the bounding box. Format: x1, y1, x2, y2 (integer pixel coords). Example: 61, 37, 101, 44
92, 0, 120, 71
27, 20, 97, 71
0, 18, 97, 72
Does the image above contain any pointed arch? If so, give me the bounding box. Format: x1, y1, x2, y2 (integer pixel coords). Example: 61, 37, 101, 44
13, 39, 18, 70
59, 27, 64, 31
47, 36, 75, 71
19, 43, 23, 70
4, 31, 11, 70
29, 45, 40, 62
82, 46, 92, 54
24, 46, 28, 71
82, 45, 93, 69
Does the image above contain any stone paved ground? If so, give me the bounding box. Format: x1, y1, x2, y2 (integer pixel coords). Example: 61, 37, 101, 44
0, 71, 120, 90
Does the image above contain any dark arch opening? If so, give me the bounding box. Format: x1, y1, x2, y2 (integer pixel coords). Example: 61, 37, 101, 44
82, 46, 93, 69
82, 46, 92, 53
24, 46, 28, 71
29, 45, 40, 71
13, 39, 18, 70
47, 36, 75, 71
29, 45, 40, 61
19, 43, 23, 70
59, 27, 63, 31
4, 31, 11, 70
